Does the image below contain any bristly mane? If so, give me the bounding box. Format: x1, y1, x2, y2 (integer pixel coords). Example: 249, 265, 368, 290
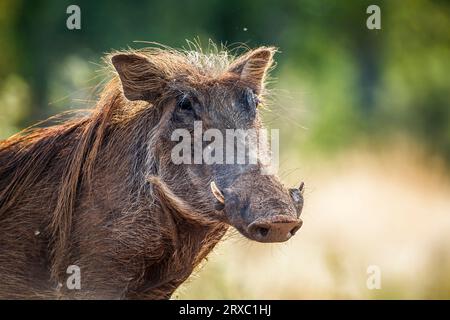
105, 42, 240, 79
0, 44, 273, 281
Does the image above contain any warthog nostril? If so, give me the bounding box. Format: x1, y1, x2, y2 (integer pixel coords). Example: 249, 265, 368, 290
289, 224, 302, 236
256, 226, 269, 238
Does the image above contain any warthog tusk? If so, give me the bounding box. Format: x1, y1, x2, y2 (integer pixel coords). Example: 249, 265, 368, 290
299, 181, 305, 194
210, 181, 225, 204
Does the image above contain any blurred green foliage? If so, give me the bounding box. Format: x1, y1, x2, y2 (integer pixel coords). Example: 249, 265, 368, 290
0, 0, 449, 161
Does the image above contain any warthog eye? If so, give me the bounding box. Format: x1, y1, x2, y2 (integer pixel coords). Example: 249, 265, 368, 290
243, 88, 260, 112
177, 96, 193, 111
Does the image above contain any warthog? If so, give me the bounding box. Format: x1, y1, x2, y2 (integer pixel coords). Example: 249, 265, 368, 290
0, 45, 304, 299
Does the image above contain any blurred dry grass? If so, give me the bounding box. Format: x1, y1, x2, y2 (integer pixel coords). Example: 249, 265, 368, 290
174, 144, 450, 299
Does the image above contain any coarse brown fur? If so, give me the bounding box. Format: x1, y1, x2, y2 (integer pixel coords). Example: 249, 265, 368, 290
0, 44, 302, 299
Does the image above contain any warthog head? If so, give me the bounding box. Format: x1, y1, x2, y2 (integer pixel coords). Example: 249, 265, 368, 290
111, 46, 304, 242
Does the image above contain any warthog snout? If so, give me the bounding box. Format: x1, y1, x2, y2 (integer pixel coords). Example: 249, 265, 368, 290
248, 215, 303, 242
210, 174, 304, 243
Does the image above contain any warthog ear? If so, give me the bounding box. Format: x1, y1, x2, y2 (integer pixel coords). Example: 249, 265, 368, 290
111, 53, 167, 102
229, 47, 276, 94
